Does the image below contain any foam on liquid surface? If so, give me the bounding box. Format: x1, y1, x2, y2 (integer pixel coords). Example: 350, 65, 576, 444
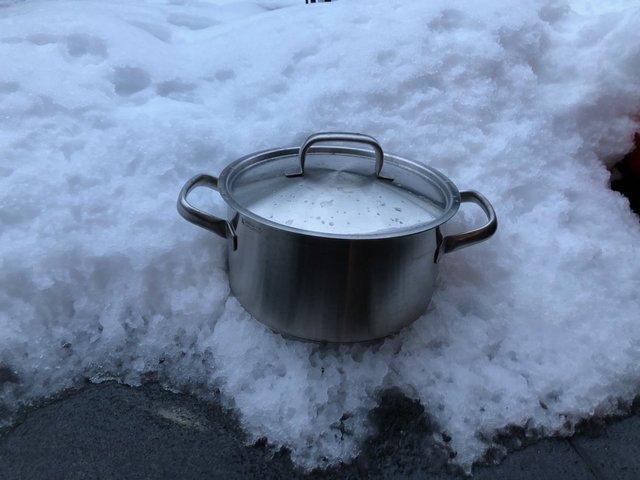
243, 170, 441, 234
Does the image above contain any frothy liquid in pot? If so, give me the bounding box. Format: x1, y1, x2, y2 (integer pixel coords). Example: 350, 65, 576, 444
243, 170, 441, 235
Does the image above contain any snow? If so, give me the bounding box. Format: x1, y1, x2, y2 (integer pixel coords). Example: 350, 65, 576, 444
1, 0, 640, 472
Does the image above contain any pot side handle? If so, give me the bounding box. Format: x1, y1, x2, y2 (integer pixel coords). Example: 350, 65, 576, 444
438, 190, 497, 261
177, 174, 236, 243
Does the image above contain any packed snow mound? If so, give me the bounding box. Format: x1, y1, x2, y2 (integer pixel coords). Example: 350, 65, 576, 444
1, 0, 640, 472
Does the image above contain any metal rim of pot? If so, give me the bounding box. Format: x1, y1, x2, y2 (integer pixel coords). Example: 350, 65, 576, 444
177, 132, 497, 258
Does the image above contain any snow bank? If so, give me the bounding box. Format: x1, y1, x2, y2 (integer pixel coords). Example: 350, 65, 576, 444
1, 0, 640, 472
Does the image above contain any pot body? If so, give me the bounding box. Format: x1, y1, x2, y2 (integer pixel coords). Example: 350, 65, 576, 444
227, 212, 439, 342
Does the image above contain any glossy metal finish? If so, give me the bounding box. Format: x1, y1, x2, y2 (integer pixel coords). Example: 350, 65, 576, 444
436, 190, 498, 262
177, 132, 497, 342
228, 217, 439, 342
286, 132, 389, 179
177, 174, 237, 248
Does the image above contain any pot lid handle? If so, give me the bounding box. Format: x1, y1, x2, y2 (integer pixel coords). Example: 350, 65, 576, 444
285, 132, 392, 180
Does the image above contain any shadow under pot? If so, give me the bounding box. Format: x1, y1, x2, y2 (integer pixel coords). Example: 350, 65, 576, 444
178, 132, 497, 343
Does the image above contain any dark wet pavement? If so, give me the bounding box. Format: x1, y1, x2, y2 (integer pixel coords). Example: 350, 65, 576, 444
1, 382, 639, 479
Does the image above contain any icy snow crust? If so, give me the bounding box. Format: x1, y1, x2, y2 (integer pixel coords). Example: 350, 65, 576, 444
1, 0, 640, 471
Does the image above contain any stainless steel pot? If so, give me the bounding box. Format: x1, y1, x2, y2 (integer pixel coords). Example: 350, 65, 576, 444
177, 132, 497, 342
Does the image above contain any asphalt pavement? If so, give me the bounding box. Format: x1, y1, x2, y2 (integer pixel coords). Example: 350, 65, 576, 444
1, 381, 639, 480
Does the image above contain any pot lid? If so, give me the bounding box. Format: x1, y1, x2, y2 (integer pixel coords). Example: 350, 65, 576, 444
218, 133, 460, 239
